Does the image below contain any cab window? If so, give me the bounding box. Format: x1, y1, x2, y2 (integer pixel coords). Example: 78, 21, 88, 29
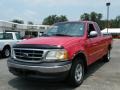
88, 24, 98, 38
0, 33, 13, 40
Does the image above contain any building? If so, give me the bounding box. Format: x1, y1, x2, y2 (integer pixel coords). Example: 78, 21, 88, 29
0, 20, 50, 37
102, 28, 120, 38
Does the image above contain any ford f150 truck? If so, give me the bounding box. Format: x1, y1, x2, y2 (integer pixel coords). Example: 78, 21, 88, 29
0, 32, 21, 57
7, 21, 112, 86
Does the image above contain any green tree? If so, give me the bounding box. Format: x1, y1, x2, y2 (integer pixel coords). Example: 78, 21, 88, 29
80, 12, 103, 29
58, 15, 68, 22
80, 12, 102, 21
107, 16, 120, 28
90, 12, 103, 22
116, 16, 120, 21
90, 12, 97, 21
80, 13, 90, 20
11, 19, 24, 24
97, 13, 102, 20
80, 12, 120, 29
116, 16, 120, 28
42, 15, 68, 25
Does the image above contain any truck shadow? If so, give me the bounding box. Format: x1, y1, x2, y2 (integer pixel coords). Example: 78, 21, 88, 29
0, 54, 2, 59
84, 59, 105, 80
8, 78, 74, 90
8, 60, 105, 90
0, 54, 9, 59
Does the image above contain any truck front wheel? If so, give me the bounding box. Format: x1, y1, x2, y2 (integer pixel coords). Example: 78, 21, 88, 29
68, 58, 84, 87
2, 47, 11, 58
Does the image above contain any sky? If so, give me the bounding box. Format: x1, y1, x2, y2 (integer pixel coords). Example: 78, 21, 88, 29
0, 0, 119, 24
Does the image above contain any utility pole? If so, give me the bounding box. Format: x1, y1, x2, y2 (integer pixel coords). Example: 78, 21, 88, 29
106, 2, 111, 34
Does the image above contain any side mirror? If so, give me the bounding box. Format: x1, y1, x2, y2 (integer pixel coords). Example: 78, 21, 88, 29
39, 33, 43, 37
89, 31, 98, 38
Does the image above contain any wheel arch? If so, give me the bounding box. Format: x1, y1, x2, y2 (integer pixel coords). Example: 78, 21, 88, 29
72, 51, 88, 73
3, 44, 11, 51
108, 44, 112, 50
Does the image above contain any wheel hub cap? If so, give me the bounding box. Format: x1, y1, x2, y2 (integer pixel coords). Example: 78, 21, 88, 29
75, 64, 83, 82
5, 49, 10, 57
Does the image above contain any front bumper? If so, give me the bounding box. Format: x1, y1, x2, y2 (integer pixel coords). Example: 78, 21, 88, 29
7, 58, 72, 79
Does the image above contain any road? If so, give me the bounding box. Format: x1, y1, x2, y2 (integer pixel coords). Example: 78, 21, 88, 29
0, 39, 120, 90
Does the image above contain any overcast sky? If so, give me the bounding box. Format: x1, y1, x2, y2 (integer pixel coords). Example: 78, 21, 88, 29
0, 0, 119, 24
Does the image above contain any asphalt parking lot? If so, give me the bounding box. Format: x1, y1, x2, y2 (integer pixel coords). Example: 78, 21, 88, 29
0, 39, 120, 90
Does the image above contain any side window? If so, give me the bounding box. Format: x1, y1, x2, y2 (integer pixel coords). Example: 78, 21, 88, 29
94, 23, 101, 35
4, 33, 13, 39
88, 24, 98, 38
0, 33, 3, 39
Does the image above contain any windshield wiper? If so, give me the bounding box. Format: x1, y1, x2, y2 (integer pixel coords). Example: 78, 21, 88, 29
53, 34, 73, 37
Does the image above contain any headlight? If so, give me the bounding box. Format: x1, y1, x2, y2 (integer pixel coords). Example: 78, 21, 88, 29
45, 49, 68, 61
11, 48, 15, 59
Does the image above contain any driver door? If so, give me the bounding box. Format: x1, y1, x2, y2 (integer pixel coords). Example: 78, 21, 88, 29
85, 23, 101, 65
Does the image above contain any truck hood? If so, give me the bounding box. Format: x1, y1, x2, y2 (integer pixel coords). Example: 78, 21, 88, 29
18, 37, 83, 48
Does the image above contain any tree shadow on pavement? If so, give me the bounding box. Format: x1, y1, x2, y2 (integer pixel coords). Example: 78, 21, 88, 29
8, 59, 106, 90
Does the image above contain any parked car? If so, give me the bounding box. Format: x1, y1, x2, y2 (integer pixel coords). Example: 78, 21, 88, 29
7, 21, 112, 87
0, 32, 22, 57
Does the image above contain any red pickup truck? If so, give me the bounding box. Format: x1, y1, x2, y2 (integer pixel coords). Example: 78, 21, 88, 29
7, 21, 112, 86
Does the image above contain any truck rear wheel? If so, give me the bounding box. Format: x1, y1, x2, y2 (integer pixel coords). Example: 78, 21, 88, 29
103, 49, 111, 62
2, 47, 11, 58
68, 58, 84, 87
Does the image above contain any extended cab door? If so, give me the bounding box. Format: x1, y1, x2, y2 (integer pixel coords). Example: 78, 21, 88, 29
85, 23, 102, 65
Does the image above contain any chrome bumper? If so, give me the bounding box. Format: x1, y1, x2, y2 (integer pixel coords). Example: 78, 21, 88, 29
7, 60, 72, 73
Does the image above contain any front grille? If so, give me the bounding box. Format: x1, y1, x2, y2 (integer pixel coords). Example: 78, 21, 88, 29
14, 48, 44, 62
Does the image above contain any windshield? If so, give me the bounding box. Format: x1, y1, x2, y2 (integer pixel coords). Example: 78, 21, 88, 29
15, 33, 22, 40
0, 33, 13, 40
43, 22, 85, 37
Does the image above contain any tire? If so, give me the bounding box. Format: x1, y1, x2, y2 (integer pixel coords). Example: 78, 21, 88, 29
68, 58, 84, 87
2, 47, 11, 58
103, 49, 111, 62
